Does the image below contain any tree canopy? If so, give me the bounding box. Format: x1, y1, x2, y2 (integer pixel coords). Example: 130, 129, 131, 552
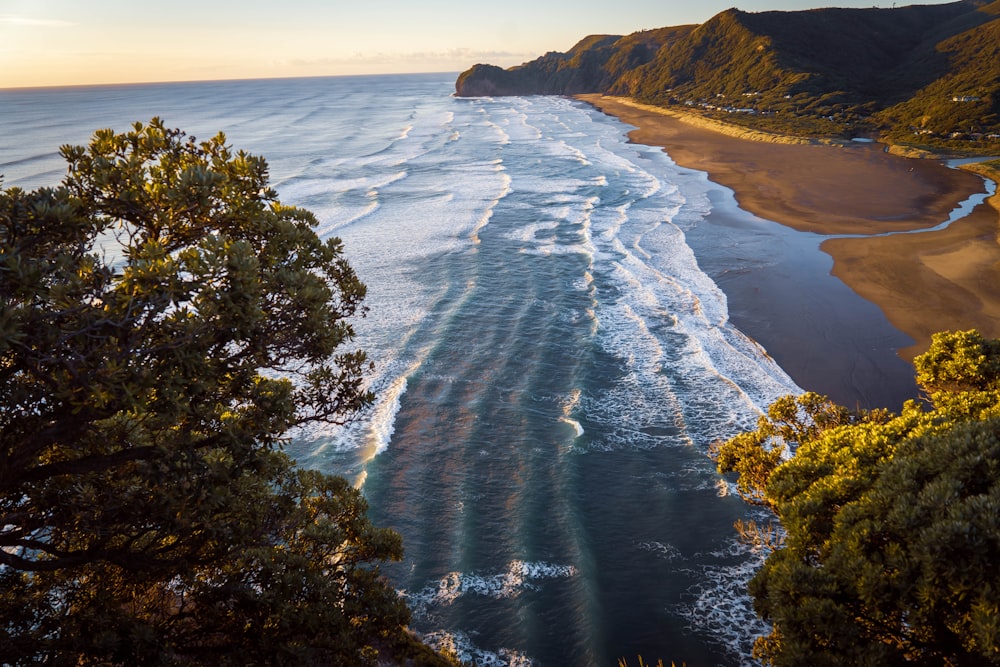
0, 119, 447, 665
715, 330, 1000, 666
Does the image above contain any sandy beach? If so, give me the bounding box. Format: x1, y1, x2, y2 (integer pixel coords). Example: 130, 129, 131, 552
578, 94, 1000, 406
824, 197, 1000, 360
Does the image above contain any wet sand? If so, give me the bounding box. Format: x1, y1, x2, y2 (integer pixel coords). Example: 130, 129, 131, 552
824, 198, 1000, 361
578, 94, 1000, 408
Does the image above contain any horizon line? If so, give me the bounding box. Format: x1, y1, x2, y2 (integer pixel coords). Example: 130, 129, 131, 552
0, 69, 467, 94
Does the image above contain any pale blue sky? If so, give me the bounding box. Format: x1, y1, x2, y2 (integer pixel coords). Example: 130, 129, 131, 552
1, 0, 958, 88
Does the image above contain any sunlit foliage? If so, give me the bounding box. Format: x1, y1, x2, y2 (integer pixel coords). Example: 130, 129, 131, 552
0, 120, 448, 665
715, 330, 1000, 666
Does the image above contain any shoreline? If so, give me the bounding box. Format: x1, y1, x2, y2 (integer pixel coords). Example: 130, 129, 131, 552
577, 94, 1000, 407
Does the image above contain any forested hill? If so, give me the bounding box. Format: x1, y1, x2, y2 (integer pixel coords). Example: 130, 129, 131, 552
455, 0, 1000, 148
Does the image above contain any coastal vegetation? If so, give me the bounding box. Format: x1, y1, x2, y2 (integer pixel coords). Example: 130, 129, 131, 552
0, 120, 451, 665
456, 0, 1000, 153
714, 329, 1000, 665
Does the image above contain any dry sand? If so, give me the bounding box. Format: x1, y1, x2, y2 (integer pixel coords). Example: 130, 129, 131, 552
578, 94, 1000, 402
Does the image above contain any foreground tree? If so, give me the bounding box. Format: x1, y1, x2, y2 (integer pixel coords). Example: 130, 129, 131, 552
715, 330, 1000, 666
0, 120, 447, 665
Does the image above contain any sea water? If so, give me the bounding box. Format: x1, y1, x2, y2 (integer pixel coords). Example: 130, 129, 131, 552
1, 73, 803, 666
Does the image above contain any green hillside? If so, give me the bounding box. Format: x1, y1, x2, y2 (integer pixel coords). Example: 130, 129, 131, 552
455, 26, 693, 96
455, 0, 1000, 151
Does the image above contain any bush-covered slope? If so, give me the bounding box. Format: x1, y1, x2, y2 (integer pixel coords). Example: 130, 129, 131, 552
455, 0, 1000, 149
455, 27, 693, 96
878, 9, 1000, 144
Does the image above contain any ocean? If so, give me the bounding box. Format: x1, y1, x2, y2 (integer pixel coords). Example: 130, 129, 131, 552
2, 73, 806, 666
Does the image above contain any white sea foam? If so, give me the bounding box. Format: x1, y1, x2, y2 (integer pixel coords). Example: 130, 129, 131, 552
470, 171, 512, 243
368, 374, 408, 456
312, 85, 794, 665
485, 119, 512, 145
677, 537, 774, 666
422, 630, 535, 667
292, 355, 418, 463
506, 220, 559, 244
6, 77, 812, 664
638, 540, 683, 562
405, 560, 579, 617
560, 417, 585, 438
283, 170, 408, 199
578, 139, 800, 449
496, 105, 543, 142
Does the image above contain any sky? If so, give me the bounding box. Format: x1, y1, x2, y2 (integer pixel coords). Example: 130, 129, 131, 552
0, 0, 960, 89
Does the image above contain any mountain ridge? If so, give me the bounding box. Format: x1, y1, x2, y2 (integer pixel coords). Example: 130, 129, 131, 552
455, 1, 1000, 150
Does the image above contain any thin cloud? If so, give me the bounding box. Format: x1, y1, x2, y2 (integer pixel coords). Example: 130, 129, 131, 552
0, 15, 74, 27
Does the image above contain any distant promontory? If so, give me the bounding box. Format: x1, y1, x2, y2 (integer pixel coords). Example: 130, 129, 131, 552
456, 0, 1000, 151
